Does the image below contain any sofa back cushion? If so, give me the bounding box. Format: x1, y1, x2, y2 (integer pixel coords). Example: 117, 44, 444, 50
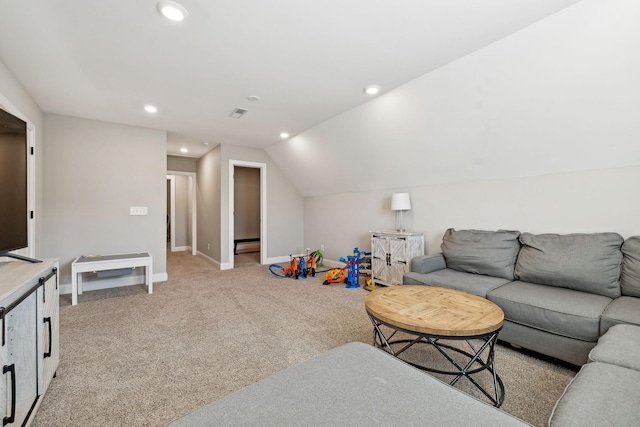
621, 236, 640, 297
515, 233, 623, 298
440, 229, 521, 280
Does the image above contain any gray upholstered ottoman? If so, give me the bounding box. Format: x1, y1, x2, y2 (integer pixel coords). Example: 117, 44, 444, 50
166, 342, 527, 426
549, 361, 640, 427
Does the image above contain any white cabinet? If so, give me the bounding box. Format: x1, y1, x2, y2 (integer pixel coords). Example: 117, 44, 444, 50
371, 231, 424, 286
0, 259, 59, 426
42, 271, 59, 393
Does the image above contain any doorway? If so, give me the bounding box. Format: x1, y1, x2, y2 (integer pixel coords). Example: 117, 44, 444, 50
228, 160, 267, 269
167, 171, 197, 255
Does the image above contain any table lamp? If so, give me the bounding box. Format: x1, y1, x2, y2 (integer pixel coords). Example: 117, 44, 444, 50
391, 193, 411, 232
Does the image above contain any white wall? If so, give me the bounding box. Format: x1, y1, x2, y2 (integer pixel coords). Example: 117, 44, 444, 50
305, 166, 640, 260
264, 0, 640, 260
268, 0, 640, 197
195, 144, 303, 266
196, 145, 222, 261
221, 144, 304, 264
173, 174, 190, 248
42, 114, 167, 284
167, 155, 197, 173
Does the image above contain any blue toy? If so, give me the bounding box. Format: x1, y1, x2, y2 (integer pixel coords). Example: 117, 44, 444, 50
345, 248, 361, 288
325, 247, 370, 289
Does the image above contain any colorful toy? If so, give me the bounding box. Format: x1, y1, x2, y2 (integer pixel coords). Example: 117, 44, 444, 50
323, 268, 346, 284
322, 248, 371, 289
269, 250, 324, 279
344, 249, 361, 288
362, 279, 376, 292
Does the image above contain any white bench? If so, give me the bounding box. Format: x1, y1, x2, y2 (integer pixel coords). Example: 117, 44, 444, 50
71, 252, 153, 305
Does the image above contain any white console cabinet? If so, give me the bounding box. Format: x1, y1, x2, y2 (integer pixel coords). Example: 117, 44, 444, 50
371, 231, 424, 286
0, 259, 59, 426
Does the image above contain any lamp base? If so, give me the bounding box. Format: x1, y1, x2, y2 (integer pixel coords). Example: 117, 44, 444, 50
395, 211, 406, 233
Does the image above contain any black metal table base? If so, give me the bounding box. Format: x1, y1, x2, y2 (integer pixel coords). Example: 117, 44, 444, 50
369, 314, 505, 407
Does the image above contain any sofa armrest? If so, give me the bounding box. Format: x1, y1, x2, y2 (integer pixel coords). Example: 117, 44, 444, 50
411, 254, 446, 274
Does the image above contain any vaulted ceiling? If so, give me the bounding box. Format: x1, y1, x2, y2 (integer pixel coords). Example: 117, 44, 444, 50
0, 0, 581, 158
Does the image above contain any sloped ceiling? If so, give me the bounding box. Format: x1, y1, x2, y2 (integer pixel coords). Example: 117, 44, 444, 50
266, 0, 640, 197
0, 0, 581, 159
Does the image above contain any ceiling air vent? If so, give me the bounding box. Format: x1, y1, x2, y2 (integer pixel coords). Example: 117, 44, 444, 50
229, 108, 248, 119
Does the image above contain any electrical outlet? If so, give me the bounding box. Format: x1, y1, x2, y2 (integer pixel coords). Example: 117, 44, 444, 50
207, 243, 210, 250
321, 244, 325, 252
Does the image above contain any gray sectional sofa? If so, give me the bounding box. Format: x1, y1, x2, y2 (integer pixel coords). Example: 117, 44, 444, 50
166, 230, 640, 426
404, 229, 640, 366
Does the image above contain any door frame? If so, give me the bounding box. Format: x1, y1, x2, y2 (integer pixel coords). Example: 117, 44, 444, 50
167, 170, 197, 255
0, 94, 36, 260
228, 160, 267, 268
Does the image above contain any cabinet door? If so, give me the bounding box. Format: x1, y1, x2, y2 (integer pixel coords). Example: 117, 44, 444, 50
389, 237, 407, 263
42, 271, 59, 392
371, 235, 389, 259
372, 257, 390, 284
4, 292, 38, 426
0, 309, 6, 423
371, 236, 390, 284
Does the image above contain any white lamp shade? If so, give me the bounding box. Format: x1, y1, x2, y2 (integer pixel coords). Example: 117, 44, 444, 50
391, 193, 411, 211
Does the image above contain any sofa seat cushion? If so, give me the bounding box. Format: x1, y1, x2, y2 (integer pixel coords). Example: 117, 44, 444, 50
600, 296, 640, 334
515, 232, 623, 298
403, 268, 511, 298
549, 362, 640, 427
621, 236, 640, 297
166, 342, 528, 427
487, 281, 611, 342
440, 229, 520, 280
589, 324, 640, 371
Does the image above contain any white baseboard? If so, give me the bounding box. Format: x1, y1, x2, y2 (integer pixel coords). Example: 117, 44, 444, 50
264, 255, 291, 264
196, 251, 223, 268
60, 272, 167, 295
171, 246, 191, 252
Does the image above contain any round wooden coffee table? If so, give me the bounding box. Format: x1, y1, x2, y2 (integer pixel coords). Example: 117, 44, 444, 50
365, 285, 505, 406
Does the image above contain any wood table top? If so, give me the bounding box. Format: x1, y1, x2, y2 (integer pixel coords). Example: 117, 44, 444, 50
365, 286, 504, 337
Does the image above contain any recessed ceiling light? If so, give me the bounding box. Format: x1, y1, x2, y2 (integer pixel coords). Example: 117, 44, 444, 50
202, 141, 210, 146
247, 95, 260, 102
363, 85, 381, 95
144, 105, 158, 113
157, 1, 189, 22
279, 132, 290, 139
180, 147, 189, 153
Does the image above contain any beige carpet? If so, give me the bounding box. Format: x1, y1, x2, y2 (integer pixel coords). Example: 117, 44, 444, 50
33, 251, 576, 426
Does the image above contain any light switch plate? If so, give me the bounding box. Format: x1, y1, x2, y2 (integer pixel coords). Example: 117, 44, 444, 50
130, 206, 148, 215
